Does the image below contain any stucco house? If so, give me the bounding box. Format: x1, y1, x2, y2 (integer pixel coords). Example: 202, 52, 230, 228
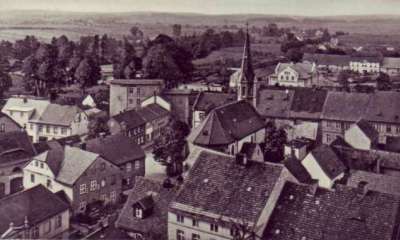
344, 119, 379, 150
269, 62, 317, 87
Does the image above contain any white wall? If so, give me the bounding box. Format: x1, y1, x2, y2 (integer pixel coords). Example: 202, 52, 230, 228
192, 110, 205, 129
344, 125, 372, 150
302, 153, 334, 189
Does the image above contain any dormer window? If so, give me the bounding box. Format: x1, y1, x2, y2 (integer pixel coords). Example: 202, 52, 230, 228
132, 195, 154, 220
134, 207, 143, 219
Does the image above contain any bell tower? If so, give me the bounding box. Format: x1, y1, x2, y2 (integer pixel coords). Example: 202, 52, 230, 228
237, 23, 255, 104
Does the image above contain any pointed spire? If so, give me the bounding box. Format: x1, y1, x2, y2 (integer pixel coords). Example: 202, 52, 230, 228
240, 22, 255, 83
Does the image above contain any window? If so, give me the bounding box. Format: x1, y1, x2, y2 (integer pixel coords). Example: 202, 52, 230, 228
387, 125, 392, 133
38, 125, 43, 133
198, 112, 205, 121
110, 191, 117, 202
45, 220, 51, 233
0, 124, 4, 132
129, 87, 135, 94
32, 227, 39, 238
9, 110, 13, 116
46, 125, 50, 133
54, 127, 58, 134
177, 230, 185, 240
135, 207, 143, 218
397, 126, 400, 134
192, 233, 200, 240
20, 112, 24, 117
34, 161, 38, 167
31, 174, 35, 183
111, 175, 116, 185
90, 180, 97, 191
47, 179, 52, 189
79, 201, 87, 211
80, 184, 87, 194
177, 214, 184, 223
101, 179, 106, 187
56, 215, 62, 228
30, 124, 33, 130
210, 223, 219, 232
126, 162, 132, 172
61, 127, 67, 135
129, 99, 134, 105
101, 163, 106, 171
134, 161, 140, 170
40, 162, 44, 169
192, 219, 199, 227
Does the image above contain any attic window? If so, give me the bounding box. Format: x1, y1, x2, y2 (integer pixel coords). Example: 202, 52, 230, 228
203, 178, 209, 183
246, 187, 252, 192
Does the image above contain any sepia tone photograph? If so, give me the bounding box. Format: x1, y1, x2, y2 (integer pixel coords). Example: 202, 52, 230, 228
0, 0, 400, 239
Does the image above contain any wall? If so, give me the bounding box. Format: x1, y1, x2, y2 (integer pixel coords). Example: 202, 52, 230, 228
192, 110, 205, 129
344, 125, 372, 150
0, 116, 21, 132
226, 129, 265, 155
302, 153, 333, 189
110, 84, 128, 116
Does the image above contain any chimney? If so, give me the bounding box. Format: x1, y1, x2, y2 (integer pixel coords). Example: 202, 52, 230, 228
236, 153, 249, 166
357, 181, 369, 197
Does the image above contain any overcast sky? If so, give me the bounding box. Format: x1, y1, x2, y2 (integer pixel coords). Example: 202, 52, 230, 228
1, 0, 399, 16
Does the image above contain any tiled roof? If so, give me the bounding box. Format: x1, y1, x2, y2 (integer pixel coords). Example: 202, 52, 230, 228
263, 182, 400, 240
35, 146, 99, 186
284, 157, 313, 184
289, 88, 327, 120
192, 91, 236, 112
347, 170, 400, 196
303, 53, 351, 66
363, 91, 400, 124
0, 185, 69, 234
256, 89, 294, 119
137, 104, 169, 122
86, 134, 145, 166
189, 101, 265, 147
0, 131, 36, 165
116, 177, 177, 239
171, 151, 285, 223
354, 119, 379, 141
33, 104, 83, 126
112, 109, 146, 130
308, 144, 346, 179
322, 92, 370, 122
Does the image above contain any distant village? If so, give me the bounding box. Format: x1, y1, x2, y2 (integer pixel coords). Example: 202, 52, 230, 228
1, 21, 400, 240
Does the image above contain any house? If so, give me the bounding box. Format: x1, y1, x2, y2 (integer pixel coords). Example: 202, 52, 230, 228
168, 151, 298, 240
283, 156, 313, 184
303, 53, 351, 72
178, 81, 224, 92
86, 134, 146, 190
229, 68, 242, 89
191, 91, 236, 128
284, 138, 314, 160
239, 142, 264, 162
263, 181, 400, 240
0, 185, 70, 239
100, 64, 114, 83
1, 97, 50, 133
162, 89, 197, 126
302, 144, 346, 188
347, 170, 400, 196
116, 177, 178, 240
0, 131, 36, 198
109, 79, 165, 116
108, 109, 146, 145
382, 57, 400, 76
188, 100, 265, 155
28, 104, 89, 143
137, 103, 170, 144
269, 62, 317, 88
0, 112, 22, 133
23, 145, 122, 214
349, 56, 381, 74
344, 119, 379, 150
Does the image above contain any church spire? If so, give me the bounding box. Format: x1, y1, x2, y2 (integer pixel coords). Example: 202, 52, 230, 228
238, 23, 255, 102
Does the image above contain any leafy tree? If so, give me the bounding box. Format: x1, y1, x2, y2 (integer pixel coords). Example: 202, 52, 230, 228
87, 114, 109, 139
0, 68, 12, 98
376, 72, 392, 90
264, 121, 287, 163
74, 57, 100, 93
172, 24, 182, 39
338, 70, 351, 92
286, 48, 303, 63
220, 31, 234, 48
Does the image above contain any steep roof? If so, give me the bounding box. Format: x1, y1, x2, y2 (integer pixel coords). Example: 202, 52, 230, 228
255, 89, 294, 119
284, 157, 313, 184
34, 146, 99, 186
308, 144, 346, 179
354, 119, 379, 142
112, 109, 146, 130
116, 177, 177, 239
364, 91, 400, 124
171, 151, 285, 223
192, 91, 236, 112
189, 101, 265, 147
322, 92, 370, 122
238, 27, 255, 84
0, 185, 69, 235
33, 104, 83, 126
86, 134, 145, 166
240, 142, 262, 160
263, 182, 400, 240
303, 53, 351, 66
347, 170, 400, 196
137, 104, 169, 122
0, 112, 21, 128
289, 88, 328, 120
0, 131, 36, 165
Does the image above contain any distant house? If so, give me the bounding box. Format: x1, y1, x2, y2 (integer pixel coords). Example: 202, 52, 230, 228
344, 119, 379, 150
162, 89, 197, 126
109, 79, 165, 116
137, 103, 170, 144
263, 181, 400, 240
86, 134, 146, 190
303, 53, 351, 72
168, 151, 298, 240
382, 57, 400, 76
0, 185, 70, 239
0, 112, 22, 133
28, 104, 89, 143
108, 109, 146, 146
116, 177, 178, 240
302, 144, 346, 189
188, 101, 265, 155
269, 62, 317, 87
191, 91, 236, 128
349, 56, 381, 74
23, 145, 122, 214
0, 131, 36, 198
347, 170, 400, 196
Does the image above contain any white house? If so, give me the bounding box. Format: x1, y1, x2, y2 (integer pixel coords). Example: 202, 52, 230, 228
269, 62, 317, 87
28, 104, 89, 143
349, 57, 381, 74
82, 95, 96, 108
344, 119, 379, 151
302, 145, 346, 189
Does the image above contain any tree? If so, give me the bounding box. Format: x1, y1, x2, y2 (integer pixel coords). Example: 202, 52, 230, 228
172, 24, 182, 39
87, 114, 109, 139
230, 219, 262, 240
286, 48, 303, 63
376, 72, 392, 90
338, 70, 351, 92
0, 68, 12, 98
74, 57, 100, 93
153, 120, 190, 177
264, 121, 287, 163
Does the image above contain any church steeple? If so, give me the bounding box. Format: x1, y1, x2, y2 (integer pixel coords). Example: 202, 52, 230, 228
238, 23, 255, 102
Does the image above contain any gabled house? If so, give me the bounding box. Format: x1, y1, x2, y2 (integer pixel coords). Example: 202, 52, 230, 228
0, 112, 22, 133
269, 62, 317, 88
302, 144, 346, 189
263, 181, 400, 240
137, 103, 170, 144
0, 131, 36, 198
28, 104, 89, 143
108, 109, 146, 145
0, 185, 70, 239
86, 134, 146, 190
344, 119, 379, 150
23, 145, 122, 214
303, 53, 351, 72
116, 177, 178, 240
188, 100, 265, 155
168, 151, 298, 240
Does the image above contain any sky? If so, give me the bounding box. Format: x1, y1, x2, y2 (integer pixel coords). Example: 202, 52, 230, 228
1, 0, 400, 16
